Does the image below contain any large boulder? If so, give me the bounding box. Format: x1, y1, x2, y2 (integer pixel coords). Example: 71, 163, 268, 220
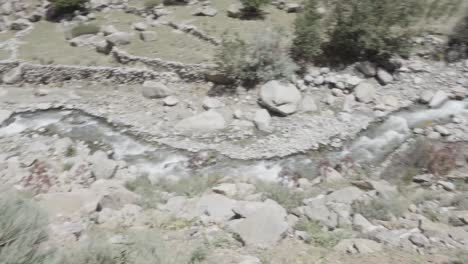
354, 82, 376, 103
89, 151, 118, 179
228, 200, 288, 246
2, 66, 23, 84
429, 90, 449, 108
193, 6, 218, 16
175, 110, 226, 133
36, 190, 100, 219
253, 109, 271, 132
196, 193, 237, 222
105, 32, 132, 46
142, 81, 172, 99
259, 80, 302, 116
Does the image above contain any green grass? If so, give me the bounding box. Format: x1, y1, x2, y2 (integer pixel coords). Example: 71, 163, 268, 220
165, 0, 297, 40
94, 10, 215, 63
255, 181, 305, 212
18, 21, 116, 66
295, 219, 352, 248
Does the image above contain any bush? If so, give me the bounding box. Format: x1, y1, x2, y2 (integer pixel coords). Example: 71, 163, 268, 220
70, 24, 100, 38
352, 195, 409, 221
158, 175, 221, 197
255, 181, 305, 211
294, 219, 350, 248
239, 0, 270, 18
324, 0, 424, 63
215, 30, 298, 86
144, 0, 162, 9
291, 0, 323, 62
50, 0, 88, 12
0, 191, 51, 264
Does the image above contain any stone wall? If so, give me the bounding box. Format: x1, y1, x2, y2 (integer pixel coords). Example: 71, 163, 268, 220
112, 48, 216, 80
0, 60, 177, 84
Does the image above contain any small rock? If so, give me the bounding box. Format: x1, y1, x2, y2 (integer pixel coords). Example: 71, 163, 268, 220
434, 125, 450, 136
132, 22, 148, 31
105, 32, 131, 46
203, 97, 224, 110
354, 82, 376, 103
300, 95, 318, 112
376, 68, 393, 85
2, 66, 23, 84
437, 181, 456, 191
253, 109, 271, 132
142, 81, 172, 99
429, 90, 449, 108
163, 96, 179, 106
409, 233, 429, 247
193, 6, 218, 16
419, 90, 434, 104
356, 62, 377, 77
140, 31, 157, 41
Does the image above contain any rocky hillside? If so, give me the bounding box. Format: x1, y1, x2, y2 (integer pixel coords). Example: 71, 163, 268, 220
1, 0, 468, 264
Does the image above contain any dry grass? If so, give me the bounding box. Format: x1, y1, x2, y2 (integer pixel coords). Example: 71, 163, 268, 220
18, 21, 116, 66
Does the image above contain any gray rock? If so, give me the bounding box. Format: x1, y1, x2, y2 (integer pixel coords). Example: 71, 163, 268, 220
100, 25, 119, 36
345, 76, 362, 89
193, 6, 218, 16
203, 97, 224, 109
409, 233, 429, 247
413, 174, 434, 183
326, 186, 364, 204
356, 62, 377, 77
253, 109, 271, 132
303, 196, 336, 227
228, 199, 288, 246
429, 90, 449, 108
93, 38, 112, 54
89, 151, 118, 179
175, 110, 226, 132
142, 81, 172, 99
300, 95, 318, 112
8, 18, 30, 30
259, 80, 302, 116
37, 190, 100, 219
90, 0, 111, 9
434, 125, 450, 136
437, 181, 456, 191
376, 68, 393, 85
354, 82, 376, 103
419, 90, 434, 104
0, 109, 12, 124
105, 32, 132, 46
91, 179, 140, 210
227, 4, 243, 18
2, 66, 23, 84
285, 3, 301, 12
163, 96, 179, 106
196, 193, 237, 222
140, 31, 157, 42
132, 22, 148, 31
335, 239, 383, 254
353, 214, 379, 233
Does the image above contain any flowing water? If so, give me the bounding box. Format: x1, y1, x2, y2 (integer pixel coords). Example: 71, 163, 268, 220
1, 100, 468, 182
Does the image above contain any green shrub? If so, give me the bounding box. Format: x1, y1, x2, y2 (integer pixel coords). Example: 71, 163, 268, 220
0, 191, 51, 264
215, 30, 298, 86
352, 195, 409, 221
240, 0, 270, 18
291, 0, 323, 62
158, 175, 221, 197
50, 0, 88, 12
294, 219, 350, 248
255, 181, 305, 211
323, 0, 424, 63
144, 0, 162, 9
125, 175, 165, 209
70, 24, 100, 38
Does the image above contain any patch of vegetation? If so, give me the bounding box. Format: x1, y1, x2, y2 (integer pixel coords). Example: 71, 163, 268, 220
215, 29, 298, 86
448, 193, 468, 210
188, 247, 207, 264
352, 195, 409, 221
125, 175, 165, 209
291, 0, 322, 62
450, 251, 468, 264
255, 181, 305, 211
0, 191, 51, 264
144, 0, 162, 9
239, 0, 270, 19
50, 0, 88, 14
159, 217, 193, 231
158, 175, 221, 198
295, 219, 350, 248
62, 162, 74, 171
65, 145, 77, 157
70, 24, 100, 38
